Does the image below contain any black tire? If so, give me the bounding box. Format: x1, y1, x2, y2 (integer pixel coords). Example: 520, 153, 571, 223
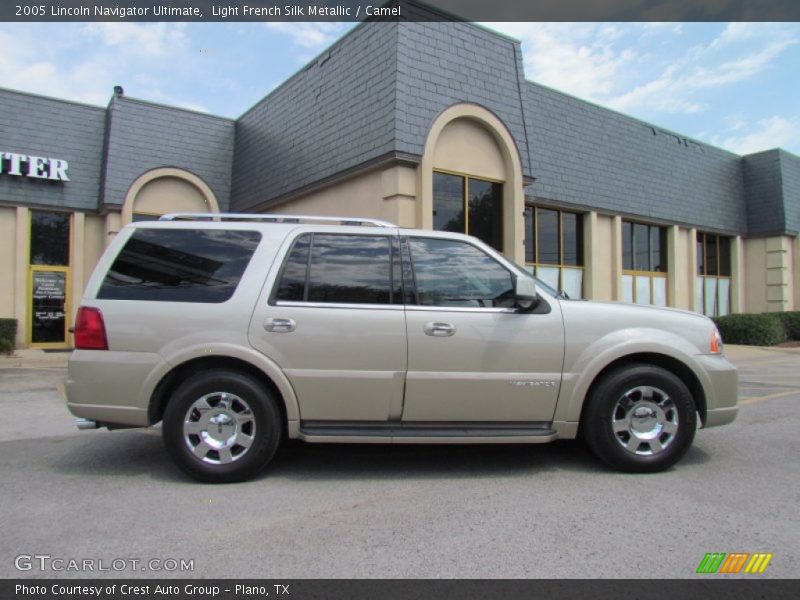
583, 364, 697, 473
162, 369, 282, 483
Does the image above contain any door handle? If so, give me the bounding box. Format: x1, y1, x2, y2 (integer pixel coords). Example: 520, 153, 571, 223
264, 317, 296, 333
424, 322, 456, 337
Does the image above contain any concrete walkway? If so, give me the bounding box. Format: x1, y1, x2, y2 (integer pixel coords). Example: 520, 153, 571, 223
0, 348, 71, 369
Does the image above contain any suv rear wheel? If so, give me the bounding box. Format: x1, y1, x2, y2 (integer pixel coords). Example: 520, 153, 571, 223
583, 364, 697, 473
162, 369, 282, 483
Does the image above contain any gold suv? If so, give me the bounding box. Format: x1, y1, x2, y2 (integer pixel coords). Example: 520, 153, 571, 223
66, 214, 738, 482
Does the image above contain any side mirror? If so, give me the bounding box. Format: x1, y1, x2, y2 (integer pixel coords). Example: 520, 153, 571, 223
514, 276, 538, 311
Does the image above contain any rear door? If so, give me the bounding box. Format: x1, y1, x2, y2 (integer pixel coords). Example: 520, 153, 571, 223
249, 230, 407, 422
401, 235, 565, 423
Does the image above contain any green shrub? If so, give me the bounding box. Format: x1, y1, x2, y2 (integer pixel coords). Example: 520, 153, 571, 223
713, 313, 787, 346
773, 311, 800, 341
0, 319, 16, 355
0, 318, 16, 342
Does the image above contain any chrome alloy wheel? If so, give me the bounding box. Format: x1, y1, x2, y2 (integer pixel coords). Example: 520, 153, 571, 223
611, 385, 678, 456
183, 392, 256, 464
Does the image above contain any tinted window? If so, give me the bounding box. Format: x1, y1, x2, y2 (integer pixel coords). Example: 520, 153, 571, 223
433, 172, 465, 233
276, 234, 393, 305
622, 222, 633, 270
30, 211, 70, 266
275, 234, 311, 302
98, 229, 261, 303
719, 236, 731, 276
407, 237, 514, 308
562, 211, 582, 266
537, 208, 559, 265
468, 179, 503, 252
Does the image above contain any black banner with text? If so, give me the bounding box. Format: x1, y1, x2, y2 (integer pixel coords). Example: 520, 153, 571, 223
3, 0, 800, 22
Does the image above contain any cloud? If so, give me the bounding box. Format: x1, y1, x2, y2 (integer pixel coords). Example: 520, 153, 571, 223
0, 26, 111, 105
264, 22, 349, 49
711, 116, 800, 155
607, 23, 798, 114
493, 23, 636, 100
491, 22, 799, 118
81, 23, 188, 56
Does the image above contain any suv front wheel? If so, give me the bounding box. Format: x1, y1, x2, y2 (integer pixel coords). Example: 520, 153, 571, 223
583, 364, 697, 473
162, 369, 282, 483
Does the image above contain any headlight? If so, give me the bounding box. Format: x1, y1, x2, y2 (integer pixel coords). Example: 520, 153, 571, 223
710, 327, 723, 354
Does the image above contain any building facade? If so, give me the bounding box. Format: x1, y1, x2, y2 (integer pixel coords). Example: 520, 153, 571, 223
2, 15, 800, 349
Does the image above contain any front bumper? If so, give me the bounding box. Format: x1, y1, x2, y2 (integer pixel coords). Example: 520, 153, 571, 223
694, 353, 739, 428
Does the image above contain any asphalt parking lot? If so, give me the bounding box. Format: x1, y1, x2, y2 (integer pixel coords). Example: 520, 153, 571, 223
0, 346, 798, 579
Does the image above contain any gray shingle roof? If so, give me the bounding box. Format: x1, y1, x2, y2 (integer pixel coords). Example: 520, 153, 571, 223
101, 96, 235, 210
0, 88, 106, 212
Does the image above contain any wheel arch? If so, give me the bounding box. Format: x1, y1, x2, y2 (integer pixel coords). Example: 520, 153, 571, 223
148, 355, 297, 434
577, 352, 707, 435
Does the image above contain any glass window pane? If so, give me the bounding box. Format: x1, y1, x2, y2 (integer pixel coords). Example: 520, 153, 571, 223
718, 278, 731, 316
704, 276, 718, 315
661, 229, 669, 272
719, 236, 732, 276
468, 179, 503, 252
524, 206, 534, 263
537, 208, 559, 265
275, 234, 311, 302
621, 274, 634, 303
651, 227, 666, 272
433, 172, 465, 234
562, 267, 583, 299
307, 235, 392, 304
622, 222, 633, 270
635, 275, 651, 305
653, 277, 667, 307
31, 270, 67, 344
30, 211, 70, 266
536, 266, 560, 292
705, 234, 719, 276
562, 212, 583, 266
634, 223, 650, 271
408, 237, 514, 308
98, 229, 261, 303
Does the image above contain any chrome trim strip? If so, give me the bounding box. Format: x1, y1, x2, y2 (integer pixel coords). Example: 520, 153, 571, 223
159, 213, 397, 228
273, 301, 517, 313
274, 301, 405, 311
405, 305, 518, 314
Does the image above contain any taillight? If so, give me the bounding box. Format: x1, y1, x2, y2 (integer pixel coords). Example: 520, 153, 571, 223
74, 306, 108, 350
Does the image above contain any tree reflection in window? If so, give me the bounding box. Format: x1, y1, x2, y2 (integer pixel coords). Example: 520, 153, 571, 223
98, 229, 261, 303
407, 237, 514, 307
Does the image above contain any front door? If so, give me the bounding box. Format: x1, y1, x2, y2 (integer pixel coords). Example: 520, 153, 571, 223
28, 267, 70, 348
401, 236, 565, 423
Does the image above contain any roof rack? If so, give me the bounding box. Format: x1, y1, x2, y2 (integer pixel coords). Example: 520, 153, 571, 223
158, 213, 397, 227
159, 213, 396, 228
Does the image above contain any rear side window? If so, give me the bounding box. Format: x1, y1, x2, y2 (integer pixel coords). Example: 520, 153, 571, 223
97, 229, 261, 303
274, 233, 398, 305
